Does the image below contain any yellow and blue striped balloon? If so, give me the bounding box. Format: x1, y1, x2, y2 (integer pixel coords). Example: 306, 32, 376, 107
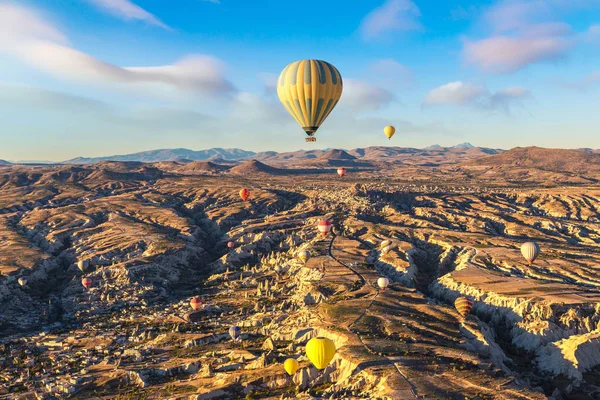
277, 60, 343, 140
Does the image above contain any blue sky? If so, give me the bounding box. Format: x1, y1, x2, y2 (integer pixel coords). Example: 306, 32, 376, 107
0, 0, 598, 161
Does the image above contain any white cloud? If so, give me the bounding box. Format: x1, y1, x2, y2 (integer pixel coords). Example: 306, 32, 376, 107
586, 24, 600, 45
341, 79, 395, 111
359, 0, 421, 41
424, 82, 486, 106
87, 0, 169, 29
463, 0, 575, 73
423, 81, 530, 112
0, 4, 234, 97
368, 59, 414, 88
463, 35, 571, 73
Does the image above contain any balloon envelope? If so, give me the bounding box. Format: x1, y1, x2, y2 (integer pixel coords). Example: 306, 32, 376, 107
277, 60, 343, 140
18, 278, 28, 287
377, 277, 389, 290
77, 260, 86, 272
454, 296, 473, 318
229, 326, 241, 341
306, 337, 336, 370
227, 241, 235, 249
380, 240, 392, 248
521, 242, 540, 264
384, 126, 396, 140
239, 188, 250, 202
283, 358, 299, 375
337, 167, 346, 178
298, 250, 310, 263
318, 220, 333, 236
190, 297, 202, 311
81, 277, 92, 289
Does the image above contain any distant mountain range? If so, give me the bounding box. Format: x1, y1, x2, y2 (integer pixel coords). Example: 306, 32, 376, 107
61, 143, 492, 165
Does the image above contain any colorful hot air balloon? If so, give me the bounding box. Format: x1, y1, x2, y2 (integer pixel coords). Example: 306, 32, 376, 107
227, 241, 235, 249
190, 297, 202, 311
454, 296, 473, 319
298, 250, 311, 263
229, 326, 242, 341
384, 126, 396, 140
377, 277, 389, 290
337, 167, 346, 178
306, 337, 336, 370
318, 220, 333, 236
283, 358, 299, 375
521, 242, 540, 265
239, 188, 250, 202
277, 60, 343, 142
81, 277, 92, 289
18, 277, 28, 287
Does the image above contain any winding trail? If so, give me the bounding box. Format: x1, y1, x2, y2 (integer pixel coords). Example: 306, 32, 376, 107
326, 231, 421, 399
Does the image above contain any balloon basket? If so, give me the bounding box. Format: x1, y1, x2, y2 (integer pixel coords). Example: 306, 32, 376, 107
305, 137, 316, 142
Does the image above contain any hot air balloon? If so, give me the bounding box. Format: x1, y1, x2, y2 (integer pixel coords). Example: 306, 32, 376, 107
318, 220, 333, 236
381, 245, 393, 255
380, 240, 392, 248
277, 60, 343, 142
454, 296, 473, 319
190, 297, 202, 311
298, 250, 311, 263
337, 167, 346, 178
229, 326, 241, 341
239, 188, 250, 202
306, 337, 336, 370
377, 277, 389, 290
77, 260, 86, 272
521, 242, 540, 265
227, 241, 235, 249
18, 277, 28, 287
283, 358, 299, 375
384, 126, 396, 140
81, 277, 92, 289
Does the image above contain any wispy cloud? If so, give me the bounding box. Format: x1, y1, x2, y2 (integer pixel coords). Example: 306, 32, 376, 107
87, 0, 170, 29
368, 59, 414, 88
359, 0, 422, 41
0, 3, 235, 97
423, 81, 530, 112
463, 0, 576, 73
341, 79, 395, 112
586, 24, 600, 45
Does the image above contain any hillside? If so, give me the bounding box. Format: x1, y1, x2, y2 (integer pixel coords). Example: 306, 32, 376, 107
63, 148, 256, 164
228, 159, 287, 175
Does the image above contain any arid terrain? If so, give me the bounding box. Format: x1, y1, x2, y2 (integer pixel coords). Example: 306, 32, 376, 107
2, 146, 600, 399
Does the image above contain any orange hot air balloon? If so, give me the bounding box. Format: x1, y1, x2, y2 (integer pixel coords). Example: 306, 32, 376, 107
337, 167, 346, 178
190, 297, 202, 311
318, 220, 332, 236
239, 188, 250, 202
227, 241, 235, 249
81, 277, 92, 289
454, 296, 473, 319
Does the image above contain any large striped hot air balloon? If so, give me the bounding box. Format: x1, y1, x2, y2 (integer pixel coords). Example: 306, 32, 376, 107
283, 358, 299, 375
454, 296, 473, 319
190, 297, 202, 311
229, 326, 242, 341
306, 337, 336, 369
521, 242, 540, 265
318, 220, 333, 236
298, 250, 311, 263
377, 277, 389, 290
337, 167, 346, 178
81, 277, 92, 289
277, 60, 343, 142
239, 188, 250, 202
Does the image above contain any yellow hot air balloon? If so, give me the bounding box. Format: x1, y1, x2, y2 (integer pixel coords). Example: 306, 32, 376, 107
384, 126, 396, 140
283, 358, 299, 375
454, 296, 473, 319
306, 337, 336, 370
277, 60, 343, 142
298, 250, 310, 264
